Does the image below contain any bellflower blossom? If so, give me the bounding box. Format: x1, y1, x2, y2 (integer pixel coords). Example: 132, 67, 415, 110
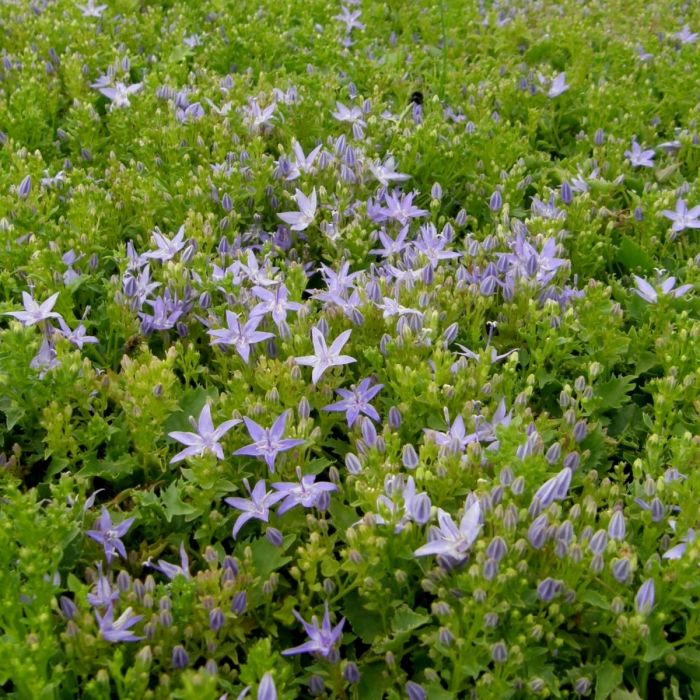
547, 72, 569, 98
624, 140, 655, 168
4, 291, 62, 327
272, 467, 338, 514
414, 497, 482, 568
296, 328, 356, 384
86, 507, 135, 565
145, 542, 191, 580
661, 199, 700, 235
282, 602, 345, 659
323, 378, 383, 426
233, 410, 305, 472
143, 226, 187, 262
632, 275, 693, 303
94, 606, 143, 643
55, 318, 98, 349
367, 156, 410, 187
286, 140, 322, 180
168, 404, 240, 463
99, 82, 143, 109
225, 479, 286, 538
77, 0, 107, 17
278, 188, 318, 231
207, 311, 274, 363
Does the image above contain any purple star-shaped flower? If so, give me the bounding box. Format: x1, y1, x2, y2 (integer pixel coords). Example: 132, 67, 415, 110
95, 606, 143, 643
146, 542, 191, 580
296, 327, 356, 384
272, 467, 338, 515
414, 498, 482, 568
168, 404, 240, 463
547, 72, 569, 98
99, 82, 143, 109
278, 188, 318, 231
632, 275, 693, 303
323, 377, 383, 426
55, 318, 98, 349
624, 140, 655, 168
233, 410, 304, 472
143, 226, 187, 262
250, 284, 303, 332
207, 310, 274, 363
661, 199, 700, 235
4, 291, 62, 327
86, 507, 135, 565
282, 602, 345, 659
225, 478, 287, 538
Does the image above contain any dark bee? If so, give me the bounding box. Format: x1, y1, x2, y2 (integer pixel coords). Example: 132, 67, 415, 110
123, 334, 144, 356
409, 90, 424, 106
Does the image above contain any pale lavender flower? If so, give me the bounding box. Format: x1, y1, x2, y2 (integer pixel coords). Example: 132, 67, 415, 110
674, 25, 698, 44
661, 199, 700, 234
531, 468, 572, 509
296, 327, 355, 384
4, 291, 61, 326
370, 226, 411, 257
635, 578, 655, 614
87, 569, 120, 608
426, 414, 476, 455
625, 140, 655, 168
77, 0, 107, 17
282, 602, 345, 659
286, 140, 322, 180
168, 404, 240, 463
55, 318, 98, 349
367, 156, 410, 187
146, 542, 191, 580
547, 72, 569, 98
250, 284, 302, 332
86, 507, 135, 564
143, 226, 187, 262
95, 606, 143, 642
30, 337, 60, 375
225, 479, 286, 538
207, 311, 274, 363
414, 498, 482, 566
278, 188, 317, 231
272, 467, 338, 514
257, 673, 277, 700
99, 82, 142, 109
332, 102, 366, 134
662, 521, 696, 560
233, 411, 304, 472
323, 377, 383, 426
245, 100, 276, 132
608, 511, 626, 541
334, 6, 364, 32
632, 275, 693, 303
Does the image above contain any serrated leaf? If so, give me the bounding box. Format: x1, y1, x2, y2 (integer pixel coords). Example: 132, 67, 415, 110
594, 375, 637, 412
162, 482, 199, 522
249, 534, 294, 579
391, 604, 430, 634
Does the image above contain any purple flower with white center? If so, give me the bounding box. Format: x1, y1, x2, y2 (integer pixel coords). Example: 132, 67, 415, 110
245, 99, 276, 132
278, 188, 317, 231
370, 225, 411, 257
530, 195, 565, 220
635, 578, 655, 615
367, 156, 410, 187
77, 0, 107, 17
334, 6, 365, 32
427, 414, 476, 455
632, 275, 693, 303
661, 199, 700, 235
282, 602, 345, 659
54, 318, 98, 348
233, 410, 304, 472
317, 262, 361, 299
147, 542, 191, 580
207, 311, 274, 363
323, 378, 383, 426
30, 337, 60, 376
225, 479, 286, 538
87, 569, 120, 608
376, 296, 423, 321
414, 224, 461, 268
239, 250, 278, 287
95, 606, 143, 643
414, 497, 482, 566
143, 226, 186, 262
250, 284, 302, 332
332, 102, 366, 131
138, 295, 185, 332
168, 404, 240, 463
4, 291, 62, 327
99, 82, 142, 109
547, 72, 569, 98
272, 467, 338, 515
675, 25, 698, 44
286, 140, 322, 181
296, 327, 356, 384
371, 191, 427, 226
624, 140, 655, 168
86, 507, 135, 565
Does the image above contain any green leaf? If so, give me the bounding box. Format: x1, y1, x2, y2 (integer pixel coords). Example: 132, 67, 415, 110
391, 604, 431, 634
162, 482, 200, 522
580, 588, 609, 610
615, 238, 654, 272
595, 661, 623, 700
357, 662, 392, 700
342, 590, 386, 644
594, 375, 637, 412
249, 534, 294, 579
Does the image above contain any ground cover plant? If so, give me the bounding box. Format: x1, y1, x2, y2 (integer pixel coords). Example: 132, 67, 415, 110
1, 0, 699, 697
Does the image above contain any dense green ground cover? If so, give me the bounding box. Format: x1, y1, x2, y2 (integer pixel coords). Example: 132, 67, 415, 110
1, 0, 699, 697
